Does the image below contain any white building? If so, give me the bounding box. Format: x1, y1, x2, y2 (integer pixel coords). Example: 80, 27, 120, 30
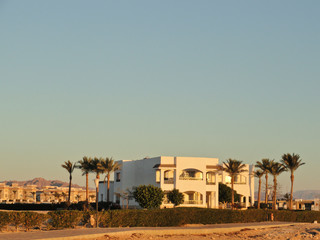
99, 156, 254, 208
0, 183, 96, 204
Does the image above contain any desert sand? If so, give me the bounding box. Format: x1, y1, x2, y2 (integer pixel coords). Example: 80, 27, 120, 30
85, 223, 320, 240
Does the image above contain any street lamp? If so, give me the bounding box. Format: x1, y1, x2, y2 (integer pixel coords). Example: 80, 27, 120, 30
94, 178, 100, 228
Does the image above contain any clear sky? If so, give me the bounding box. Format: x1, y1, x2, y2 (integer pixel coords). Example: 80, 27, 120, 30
1, 1, 319, 192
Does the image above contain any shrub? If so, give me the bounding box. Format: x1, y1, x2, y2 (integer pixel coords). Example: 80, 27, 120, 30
219, 183, 240, 203
47, 211, 83, 229
11, 212, 25, 231
23, 212, 48, 231
0, 212, 11, 231
133, 185, 164, 209
167, 189, 184, 207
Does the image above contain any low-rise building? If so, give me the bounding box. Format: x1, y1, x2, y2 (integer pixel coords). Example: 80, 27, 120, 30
99, 156, 254, 208
0, 183, 37, 203
0, 183, 95, 203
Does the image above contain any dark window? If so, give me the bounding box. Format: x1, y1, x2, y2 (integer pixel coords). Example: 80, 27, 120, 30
116, 172, 121, 182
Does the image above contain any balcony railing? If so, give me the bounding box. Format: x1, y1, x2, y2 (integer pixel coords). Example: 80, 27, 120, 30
206, 181, 216, 185
164, 178, 174, 184
183, 200, 203, 205
179, 176, 203, 181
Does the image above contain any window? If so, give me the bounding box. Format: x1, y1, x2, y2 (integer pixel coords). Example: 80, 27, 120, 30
234, 175, 246, 184
206, 172, 216, 185
156, 170, 160, 182
116, 172, 121, 182
116, 194, 120, 204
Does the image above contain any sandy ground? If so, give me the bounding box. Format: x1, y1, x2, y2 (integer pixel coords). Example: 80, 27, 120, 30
83, 224, 320, 240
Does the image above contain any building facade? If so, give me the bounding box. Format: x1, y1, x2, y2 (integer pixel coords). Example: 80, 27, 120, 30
100, 156, 254, 208
0, 183, 95, 203
0, 183, 37, 203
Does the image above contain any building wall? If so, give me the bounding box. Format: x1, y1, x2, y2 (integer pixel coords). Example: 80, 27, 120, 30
98, 181, 114, 202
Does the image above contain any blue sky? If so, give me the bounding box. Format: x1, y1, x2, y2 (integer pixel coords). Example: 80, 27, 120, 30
1, 1, 319, 192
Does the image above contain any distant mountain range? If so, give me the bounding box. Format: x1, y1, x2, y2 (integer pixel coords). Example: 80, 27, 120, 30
0, 177, 85, 189
293, 190, 320, 200
255, 190, 320, 200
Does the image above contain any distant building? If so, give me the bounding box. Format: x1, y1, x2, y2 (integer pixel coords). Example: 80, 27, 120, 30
0, 183, 95, 203
0, 183, 37, 203
98, 156, 255, 208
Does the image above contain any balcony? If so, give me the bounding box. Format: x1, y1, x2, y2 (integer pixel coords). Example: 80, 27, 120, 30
164, 178, 174, 184
179, 169, 203, 181
206, 180, 216, 185
184, 200, 203, 205
179, 176, 203, 180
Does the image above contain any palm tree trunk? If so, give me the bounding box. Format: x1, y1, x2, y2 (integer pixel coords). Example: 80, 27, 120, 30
107, 173, 110, 202
96, 173, 100, 211
265, 173, 268, 204
231, 176, 234, 210
68, 174, 72, 205
290, 173, 294, 210
257, 178, 261, 209
86, 173, 89, 204
273, 176, 277, 210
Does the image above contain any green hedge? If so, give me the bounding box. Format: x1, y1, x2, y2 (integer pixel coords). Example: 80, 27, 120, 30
97, 208, 268, 227
96, 209, 320, 227
2, 209, 320, 231
0, 211, 48, 232
47, 211, 84, 229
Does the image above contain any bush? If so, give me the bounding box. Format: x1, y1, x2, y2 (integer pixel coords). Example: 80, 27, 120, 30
0, 212, 11, 231
23, 212, 48, 231
219, 183, 240, 203
133, 185, 164, 209
2, 208, 320, 231
47, 211, 83, 229
167, 189, 184, 207
11, 212, 25, 231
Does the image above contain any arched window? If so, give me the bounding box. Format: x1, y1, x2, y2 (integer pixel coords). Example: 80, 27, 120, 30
183, 191, 203, 204
164, 170, 174, 184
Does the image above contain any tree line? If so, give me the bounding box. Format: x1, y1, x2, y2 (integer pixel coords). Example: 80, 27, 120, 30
62, 153, 304, 210
222, 153, 304, 210
61, 156, 121, 206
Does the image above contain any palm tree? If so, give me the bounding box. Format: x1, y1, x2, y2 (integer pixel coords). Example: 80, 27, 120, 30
101, 157, 121, 202
61, 192, 67, 202
31, 191, 36, 202
54, 192, 61, 203
61, 160, 76, 205
223, 159, 247, 209
254, 170, 264, 209
76, 156, 93, 204
90, 157, 105, 210
256, 159, 273, 204
269, 162, 286, 210
90, 157, 104, 180
76, 194, 81, 202
89, 194, 95, 202
281, 153, 305, 210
